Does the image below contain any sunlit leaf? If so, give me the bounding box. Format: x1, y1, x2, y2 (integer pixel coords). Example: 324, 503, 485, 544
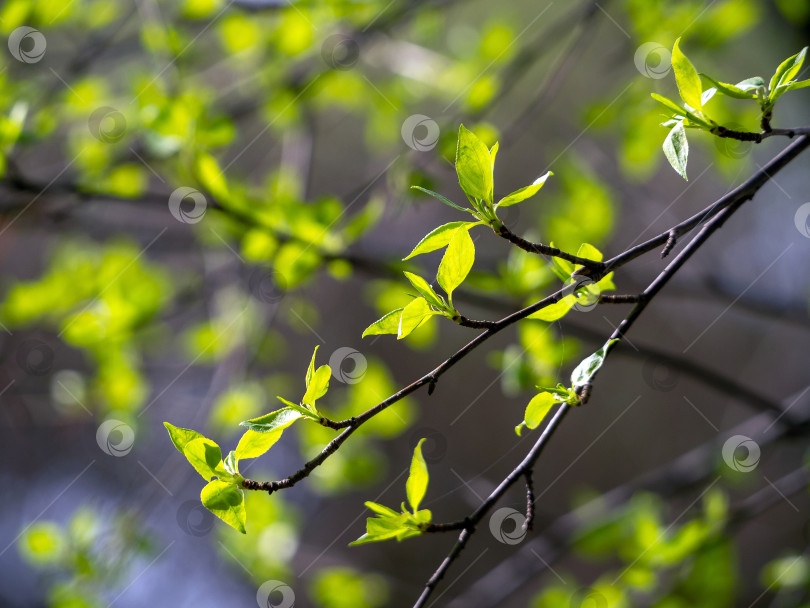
406, 438, 428, 513
455, 124, 494, 202
201, 480, 246, 534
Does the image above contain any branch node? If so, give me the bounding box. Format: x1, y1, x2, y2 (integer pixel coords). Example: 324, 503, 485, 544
599, 294, 642, 304
524, 472, 535, 531
576, 382, 593, 405
661, 230, 677, 258
427, 376, 437, 396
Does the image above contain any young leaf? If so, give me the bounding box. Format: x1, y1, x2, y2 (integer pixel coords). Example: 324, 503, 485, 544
306, 345, 319, 387
398, 297, 439, 339
455, 124, 494, 202
410, 186, 470, 213
650, 93, 711, 128
576, 243, 604, 263
571, 339, 619, 388
362, 308, 404, 338
235, 428, 284, 460
663, 121, 689, 180
240, 407, 308, 433
672, 38, 703, 110
224, 450, 240, 477
527, 297, 574, 322
302, 365, 330, 407
164, 422, 208, 453
183, 437, 229, 481
201, 480, 247, 534
769, 47, 807, 99
699, 74, 756, 99
403, 271, 446, 310
437, 227, 475, 298
276, 397, 321, 419
350, 515, 410, 546
784, 79, 810, 92
522, 392, 556, 433
495, 171, 553, 208
403, 221, 479, 261
735, 76, 766, 92
406, 438, 429, 513
550, 252, 575, 282
365, 501, 400, 518
489, 141, 499, 171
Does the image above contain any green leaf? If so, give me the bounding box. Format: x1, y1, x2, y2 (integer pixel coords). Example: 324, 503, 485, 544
398, 297, 439, 339
362, 308, 404, 338
576, 243, 603, 263
302, 365, 330, 407
224, 450, 240, 477
403, 221, 478, 260
240, 407, 307, 433
550, 252, 575, 282
521, 392, 556, 433
735, 76, 766, 91
306, 345, 319, 387
769, 47, 807, 99
365, 501, 400, 518
403, 271, 446, 310
663, 121, 689, 180
437, 227, 475, 298
784, 78, 810, 92
495, 171, 553, 208
455, 124, 494, 202
406, 438, 429, 513
276, 396, 321, 418
699, 74, 756, 99
650, 93, 711, 128
183, 437, 229, 481
235, 428, 284, 460
527, 297, 574, 322
571, 339, 618, 388
164, 422, 230, 481
201, 480, 247, 534
410, 186, 469, 213
403, 221, 479, 260
489, 142, 499, 171
672, 38, 703, 110
164, 422, 208, 453
350, 516, 409, 546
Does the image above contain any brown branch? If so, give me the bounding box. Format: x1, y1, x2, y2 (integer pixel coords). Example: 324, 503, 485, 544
492, 221, 605, 272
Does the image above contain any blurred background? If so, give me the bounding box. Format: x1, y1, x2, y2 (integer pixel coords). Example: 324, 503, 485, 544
1, 0, 809, 606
